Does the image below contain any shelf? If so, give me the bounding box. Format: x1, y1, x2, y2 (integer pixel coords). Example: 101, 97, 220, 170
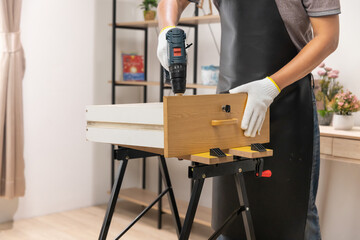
118, 187, 212, 227
110, 80, 217, 90
112, 15, 220, 28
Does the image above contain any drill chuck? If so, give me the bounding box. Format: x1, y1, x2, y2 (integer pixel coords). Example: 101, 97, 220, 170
169, 63, 186, 94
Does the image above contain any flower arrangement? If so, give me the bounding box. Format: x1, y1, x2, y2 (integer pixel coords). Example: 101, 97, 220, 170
330, 90, 360, 115
316, 63, 343, 117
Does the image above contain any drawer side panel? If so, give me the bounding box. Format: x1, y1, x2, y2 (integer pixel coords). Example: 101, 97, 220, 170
86, 103, 163, 125
86, 127, 164, 149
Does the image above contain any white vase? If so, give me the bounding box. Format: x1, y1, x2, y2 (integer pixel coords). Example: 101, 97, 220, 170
333, 114, 354, 130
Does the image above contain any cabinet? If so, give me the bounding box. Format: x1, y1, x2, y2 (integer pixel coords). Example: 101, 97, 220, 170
319, 126, 360, 164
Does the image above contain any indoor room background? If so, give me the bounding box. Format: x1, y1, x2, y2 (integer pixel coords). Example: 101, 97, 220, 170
0, 0, 359, 240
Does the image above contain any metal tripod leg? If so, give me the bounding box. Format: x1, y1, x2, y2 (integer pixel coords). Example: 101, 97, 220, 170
159, 156, 182, 237
158, 160, 163, 229
234, 172, 256, 240
179, 178, 205, 240
99, 159, 128, 240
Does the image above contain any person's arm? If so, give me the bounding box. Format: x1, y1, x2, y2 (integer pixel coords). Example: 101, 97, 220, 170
270, 15, 340, 90
230, 15, 340, 137
158, 0, 190, 29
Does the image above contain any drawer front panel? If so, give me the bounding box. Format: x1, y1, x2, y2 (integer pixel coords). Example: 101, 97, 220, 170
320, 136, 333, 155
164, 94, 270, 158
332, 138, 360, 160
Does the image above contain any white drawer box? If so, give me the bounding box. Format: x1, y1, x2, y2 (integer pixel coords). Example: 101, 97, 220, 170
86, 94, 270, 158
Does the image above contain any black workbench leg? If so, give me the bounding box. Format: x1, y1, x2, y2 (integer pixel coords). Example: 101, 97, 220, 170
158, 160, 163, 229
99, 159, 128, 240
111, 145, 115, 188
179, 178, 205, 240
142, 158, 146, 189
159, 156, 182, 237
234, 173, 256, 240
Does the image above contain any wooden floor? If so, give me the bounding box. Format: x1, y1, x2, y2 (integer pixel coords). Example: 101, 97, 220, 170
0, 201, 212, 240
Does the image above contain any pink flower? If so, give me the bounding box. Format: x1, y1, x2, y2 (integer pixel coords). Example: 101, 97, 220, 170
338, 101, 344, 106
318, 70, 326, 76
328, 70, 339, 78
328, 73, 338, 79
319, 62, 325, 68
355, 104, 359, 109
324, 67, 332, 71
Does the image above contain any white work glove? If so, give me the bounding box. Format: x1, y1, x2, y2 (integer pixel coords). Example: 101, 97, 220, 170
157, 26, 176, 71
229, 77, 281, 137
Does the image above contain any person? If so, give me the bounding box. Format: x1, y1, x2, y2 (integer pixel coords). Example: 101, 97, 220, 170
157, 0, 340, 239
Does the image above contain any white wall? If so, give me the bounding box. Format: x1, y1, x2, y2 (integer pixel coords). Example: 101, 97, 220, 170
0, 0, 107, 223
316, 159, 360, 240
317, 0, 360, 125
313, 4, 360, 236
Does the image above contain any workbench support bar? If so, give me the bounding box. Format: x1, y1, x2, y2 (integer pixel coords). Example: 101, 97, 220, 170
234, 173, 256, 240
179, 178, 205, 240
115, 188, 170, 240
159, 156, 182, 237
99, 159, 128, 240
209, 206, 246, 240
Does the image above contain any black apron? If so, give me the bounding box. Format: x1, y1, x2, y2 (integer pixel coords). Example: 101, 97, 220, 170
212, 0, 314, 239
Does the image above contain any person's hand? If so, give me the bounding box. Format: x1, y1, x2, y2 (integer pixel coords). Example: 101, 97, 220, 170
157, 26, 175, 71
229, 77, 281, 137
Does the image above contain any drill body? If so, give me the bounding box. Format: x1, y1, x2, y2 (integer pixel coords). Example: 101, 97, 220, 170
165, 28, 187, 96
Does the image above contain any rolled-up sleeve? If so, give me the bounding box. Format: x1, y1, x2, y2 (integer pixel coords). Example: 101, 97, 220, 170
303, 0, 341, 17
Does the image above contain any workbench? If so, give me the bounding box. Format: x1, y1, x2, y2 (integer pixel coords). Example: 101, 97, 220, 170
86, 94, 273, 240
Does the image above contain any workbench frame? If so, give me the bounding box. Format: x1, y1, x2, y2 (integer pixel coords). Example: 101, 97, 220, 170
99, 147, 259, 240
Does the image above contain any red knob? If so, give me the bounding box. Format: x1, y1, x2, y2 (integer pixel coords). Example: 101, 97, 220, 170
256, 170, 272, 178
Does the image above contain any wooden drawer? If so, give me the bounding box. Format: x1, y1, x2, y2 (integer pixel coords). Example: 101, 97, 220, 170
332, 138, 360, 160
86, 94, 270, 158
320, 136, 333, 155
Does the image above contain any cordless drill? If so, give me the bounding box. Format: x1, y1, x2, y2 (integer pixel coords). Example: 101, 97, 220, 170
164, 28, 187, 96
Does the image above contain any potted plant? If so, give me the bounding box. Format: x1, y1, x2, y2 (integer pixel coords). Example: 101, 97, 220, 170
330, 90, 360, 130
139, 0, 158, 21
316, 63, 343, 125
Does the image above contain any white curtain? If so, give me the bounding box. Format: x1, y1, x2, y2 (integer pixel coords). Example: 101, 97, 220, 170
0, 0, 25, 199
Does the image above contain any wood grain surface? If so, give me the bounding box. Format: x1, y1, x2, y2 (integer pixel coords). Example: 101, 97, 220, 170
228, 146, 273, 159
190, 152, 234, 164
164, 94, 270, 158
0, 202, 211, 240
